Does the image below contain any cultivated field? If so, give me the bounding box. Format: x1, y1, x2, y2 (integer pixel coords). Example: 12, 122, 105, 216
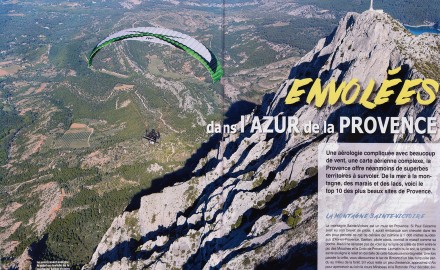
54, 123, 94, 149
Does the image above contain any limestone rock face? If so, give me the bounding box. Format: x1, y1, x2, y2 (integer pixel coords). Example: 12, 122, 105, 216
84, 11, 440, 270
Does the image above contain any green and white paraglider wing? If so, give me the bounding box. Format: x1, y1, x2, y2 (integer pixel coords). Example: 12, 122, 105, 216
88, 27, 223, 82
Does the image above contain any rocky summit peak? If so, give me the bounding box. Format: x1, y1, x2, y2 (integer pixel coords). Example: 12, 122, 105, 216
290, 10, 439, 90
84, 11, 440, 270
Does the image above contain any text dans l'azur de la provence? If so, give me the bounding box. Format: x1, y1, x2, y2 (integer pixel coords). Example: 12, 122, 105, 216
207, 66, 439, 135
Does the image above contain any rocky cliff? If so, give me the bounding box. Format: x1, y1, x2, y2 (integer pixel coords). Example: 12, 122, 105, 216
83, 10, 440, 270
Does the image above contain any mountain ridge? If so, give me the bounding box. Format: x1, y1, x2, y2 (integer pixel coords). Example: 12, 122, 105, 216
82, 10, 440, 270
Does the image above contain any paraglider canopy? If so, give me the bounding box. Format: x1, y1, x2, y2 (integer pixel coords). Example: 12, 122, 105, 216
88, 27, 223, 82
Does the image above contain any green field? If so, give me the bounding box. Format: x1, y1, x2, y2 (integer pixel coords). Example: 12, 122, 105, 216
55, 131, 92, 148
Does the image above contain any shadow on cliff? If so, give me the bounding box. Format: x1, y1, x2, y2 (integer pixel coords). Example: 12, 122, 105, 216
288, 27, 336, 80
93, 173, 318, 270
125, 100, 257, 212
91, 116, 322, 269
90, 72, 333, 269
